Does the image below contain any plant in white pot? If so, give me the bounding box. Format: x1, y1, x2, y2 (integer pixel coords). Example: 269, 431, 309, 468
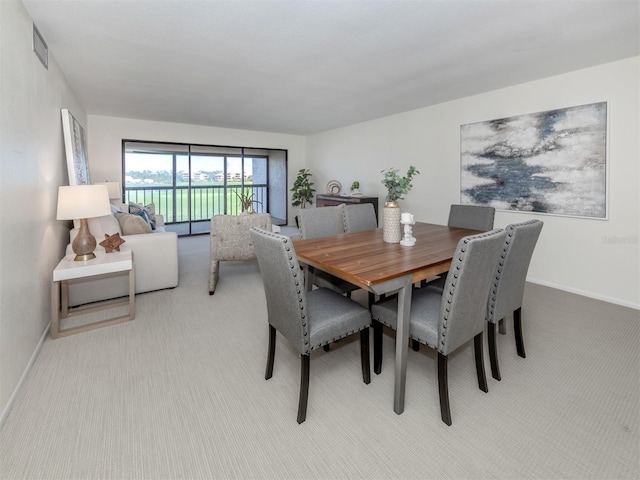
380, 166, 420, 243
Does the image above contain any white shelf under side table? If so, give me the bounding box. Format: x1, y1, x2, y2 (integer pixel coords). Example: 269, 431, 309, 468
51, 246, 135, 339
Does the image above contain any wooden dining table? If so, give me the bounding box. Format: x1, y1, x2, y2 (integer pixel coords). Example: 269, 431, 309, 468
293, 222, 481, 414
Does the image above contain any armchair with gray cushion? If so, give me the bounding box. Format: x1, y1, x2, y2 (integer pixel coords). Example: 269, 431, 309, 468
486, 219, 543, 380
208, 213, 272, 295
250, 227, 371, 423
372, 229, 506, 425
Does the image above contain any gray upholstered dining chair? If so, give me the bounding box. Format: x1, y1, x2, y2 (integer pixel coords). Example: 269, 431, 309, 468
486, 219, 543, 381
372, 229, 506, 425
423, 205, 495, 289
250, 227, 371, 424
447, 204, 496, 231
297, 205, 345, 239
343, 203, 378, 233
296, 205, 359, 296
342, 203, 380, 308
413, 203, 496, 349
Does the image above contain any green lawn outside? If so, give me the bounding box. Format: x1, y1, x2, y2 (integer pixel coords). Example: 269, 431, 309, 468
125, 184, 266, 223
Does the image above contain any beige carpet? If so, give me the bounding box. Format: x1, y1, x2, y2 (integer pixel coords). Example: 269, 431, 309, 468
1, 235, 638, 479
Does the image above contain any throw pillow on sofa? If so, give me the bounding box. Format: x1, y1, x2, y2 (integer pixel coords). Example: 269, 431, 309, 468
129, 202, 156, 230
114, 212, 153, 235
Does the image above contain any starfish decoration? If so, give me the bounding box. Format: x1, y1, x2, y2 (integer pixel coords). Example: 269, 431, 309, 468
99, 233, 125, 253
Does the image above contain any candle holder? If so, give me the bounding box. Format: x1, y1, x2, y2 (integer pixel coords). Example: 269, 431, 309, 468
400, 213, 416, 246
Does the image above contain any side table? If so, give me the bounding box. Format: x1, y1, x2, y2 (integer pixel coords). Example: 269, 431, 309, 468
51, 247, 135, 339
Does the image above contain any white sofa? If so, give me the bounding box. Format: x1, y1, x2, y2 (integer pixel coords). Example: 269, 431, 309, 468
66, 208, 179, 306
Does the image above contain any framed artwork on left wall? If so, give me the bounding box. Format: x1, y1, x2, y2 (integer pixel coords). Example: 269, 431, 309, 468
61, 109, 90, 185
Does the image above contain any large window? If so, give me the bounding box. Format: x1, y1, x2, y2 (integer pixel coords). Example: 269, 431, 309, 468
122, 140, 288, 235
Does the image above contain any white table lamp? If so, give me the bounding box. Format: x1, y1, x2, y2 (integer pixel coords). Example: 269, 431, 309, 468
94, 181, 121, 200
56, 185, 111, 261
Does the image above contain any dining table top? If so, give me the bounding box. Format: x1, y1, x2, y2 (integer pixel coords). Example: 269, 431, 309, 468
293, 222, 482, 291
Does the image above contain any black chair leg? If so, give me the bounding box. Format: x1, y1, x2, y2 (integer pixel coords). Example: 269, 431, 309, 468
487, 322, 501, 381
412, 339, 420, 351
474, 332, 488, 392
360, 328, 371, 384
373, 321, 383, 374
297, 354, 310, 424
498, 318, 506, 335
438, 353, 452, 426
265, 325, 276, 380
514, 307, 526, 358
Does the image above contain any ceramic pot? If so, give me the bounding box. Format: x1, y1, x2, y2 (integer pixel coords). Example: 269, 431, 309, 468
383, 201, 402, 243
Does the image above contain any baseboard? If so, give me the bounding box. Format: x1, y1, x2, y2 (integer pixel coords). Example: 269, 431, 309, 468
527, 277, 640, 311
0, 322, 50, 428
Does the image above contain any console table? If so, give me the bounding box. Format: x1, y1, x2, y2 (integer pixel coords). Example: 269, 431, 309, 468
316, 194, 379, 220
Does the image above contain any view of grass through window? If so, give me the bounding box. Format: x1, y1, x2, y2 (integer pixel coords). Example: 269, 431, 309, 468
122, 141, 288, 235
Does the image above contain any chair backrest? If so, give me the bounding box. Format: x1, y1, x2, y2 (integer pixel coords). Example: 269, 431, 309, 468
438, 229, 506, 355
297, 205, 345, 239
487, 220, 544, 323
210, 213, 272, 260
250, 227, 310, 354
343, 203, 378, 232
447, 204, 495, 231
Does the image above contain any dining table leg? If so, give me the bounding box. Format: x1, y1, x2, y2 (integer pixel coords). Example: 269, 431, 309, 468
394, 276, 413, 414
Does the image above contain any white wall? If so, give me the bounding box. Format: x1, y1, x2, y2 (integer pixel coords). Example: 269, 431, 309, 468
87, 115, 306, 224
307, 57, 639, 308
0, 0, 86, 420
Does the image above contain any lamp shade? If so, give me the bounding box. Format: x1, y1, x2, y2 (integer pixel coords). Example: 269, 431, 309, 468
94, 181, 121, 199
56, 185, 111, 220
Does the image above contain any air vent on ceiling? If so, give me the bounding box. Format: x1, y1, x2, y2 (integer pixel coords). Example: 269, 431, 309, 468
32, 23, 48, 69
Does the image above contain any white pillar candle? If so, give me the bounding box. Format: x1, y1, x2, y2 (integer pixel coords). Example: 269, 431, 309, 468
401, 212, 413, 223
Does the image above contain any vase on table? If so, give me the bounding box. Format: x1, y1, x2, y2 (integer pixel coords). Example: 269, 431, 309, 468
383, 201, 402, 243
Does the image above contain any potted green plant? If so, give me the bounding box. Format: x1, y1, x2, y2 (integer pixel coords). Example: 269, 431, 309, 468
290, 168, 315, 209
380, 166, 420, 243
235, 191, 262, 213
380, 166, 420, 205
350, 180, 360, 192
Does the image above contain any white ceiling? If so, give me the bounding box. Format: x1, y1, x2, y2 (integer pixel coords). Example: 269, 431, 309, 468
22, 0, 639, 135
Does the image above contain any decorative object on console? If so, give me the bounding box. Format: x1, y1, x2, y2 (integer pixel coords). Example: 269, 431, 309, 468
380, 166, 420, 243
350, 180, 360, 196
400, 212, 416, 246
99, 233, 125, 253
326, 179, 342, 195
56, 185, 111, 261
291, 169, 315, 209
61, 109, 90, 186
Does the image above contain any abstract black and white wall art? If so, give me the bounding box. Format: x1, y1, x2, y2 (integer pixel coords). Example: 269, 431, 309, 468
460, 102, 607, 218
